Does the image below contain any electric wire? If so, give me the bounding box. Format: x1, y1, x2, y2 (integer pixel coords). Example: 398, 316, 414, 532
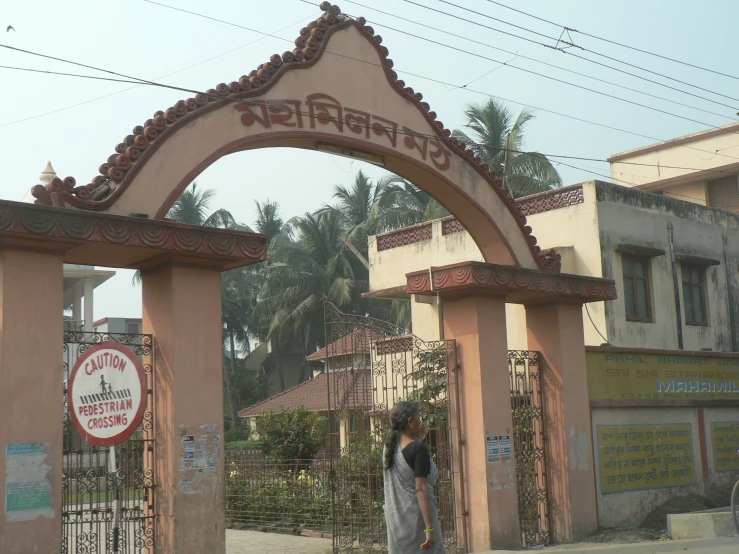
483, 0, 739, 82
429, 0, 739, 106
343, 0, 735, 121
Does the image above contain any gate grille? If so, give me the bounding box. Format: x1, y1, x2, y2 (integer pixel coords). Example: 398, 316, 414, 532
62, 331, 156, 554
324, 302, 464, 554
508, 350, 550, 547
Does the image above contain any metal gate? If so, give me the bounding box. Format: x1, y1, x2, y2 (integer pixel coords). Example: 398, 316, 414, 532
508, 350, 550, 547
62, 330, 156, 553
324, 302, 465, 554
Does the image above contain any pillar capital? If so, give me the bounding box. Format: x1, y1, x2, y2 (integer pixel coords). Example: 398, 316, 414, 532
407, 261, 616, 305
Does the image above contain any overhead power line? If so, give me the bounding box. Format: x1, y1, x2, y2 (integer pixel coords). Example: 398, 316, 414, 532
8, 2, 739, 168
483, 0, 739, 82
0, 12, 319, 127
3, 49, 738, 176
344, 0, 734, 121
402, 0, 739, 110
138, 0, 739, 162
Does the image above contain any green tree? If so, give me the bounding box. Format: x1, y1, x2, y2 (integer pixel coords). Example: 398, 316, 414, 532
377, 174, 450, 229
256, 405, 327, 463
261, 211, 366, 363
452, 99, 562, 198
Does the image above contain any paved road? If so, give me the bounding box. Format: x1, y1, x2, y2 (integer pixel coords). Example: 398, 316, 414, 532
226, 530, 737, 554
227, 530, 331, 554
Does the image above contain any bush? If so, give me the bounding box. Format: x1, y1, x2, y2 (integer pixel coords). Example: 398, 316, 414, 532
225, 440, 264, 451
256, 405, 327, 463
225, 425, 252, 443
226, 460, 332, 533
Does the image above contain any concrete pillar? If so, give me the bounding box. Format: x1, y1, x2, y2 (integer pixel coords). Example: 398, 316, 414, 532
72, 285, 82, 329
142, 264, 225, 554
525, 302, 598, 543
82, 278, 94, 332
0, 250, 63, 553
442, 295, 521, 552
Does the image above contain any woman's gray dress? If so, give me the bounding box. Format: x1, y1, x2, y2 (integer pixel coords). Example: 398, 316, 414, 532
383, 445, 444, 553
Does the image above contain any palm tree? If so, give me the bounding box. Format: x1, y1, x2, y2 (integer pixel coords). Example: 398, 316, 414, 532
167, 182, 238, 227
452, 99, 562, 198
222, 270, 251, 428
377, 175, 450, 228
131, 182, 238, 285
260, 211, 367, 366
254, 200, 284, 242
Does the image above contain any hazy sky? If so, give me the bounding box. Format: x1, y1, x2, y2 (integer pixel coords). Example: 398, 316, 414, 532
2, 0, 738, 320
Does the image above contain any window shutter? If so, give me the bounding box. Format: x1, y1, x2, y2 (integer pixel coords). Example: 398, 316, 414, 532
708, 175, 739, 212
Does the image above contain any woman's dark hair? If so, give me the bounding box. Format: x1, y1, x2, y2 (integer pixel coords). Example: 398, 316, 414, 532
383, 401, 420, 471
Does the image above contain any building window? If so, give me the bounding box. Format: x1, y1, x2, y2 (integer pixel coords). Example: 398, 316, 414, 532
622, 255, 652, 322
126, 322, 140, 335
681, 265, 707, 325
707, 175, 739, 213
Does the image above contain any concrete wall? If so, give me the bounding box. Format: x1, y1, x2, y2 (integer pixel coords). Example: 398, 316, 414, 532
591, 405, 739, 528
590, 406, 704, 528
595, 184, 739, 352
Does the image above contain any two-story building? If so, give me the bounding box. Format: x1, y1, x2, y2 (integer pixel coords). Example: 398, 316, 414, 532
366, 180, 739, 528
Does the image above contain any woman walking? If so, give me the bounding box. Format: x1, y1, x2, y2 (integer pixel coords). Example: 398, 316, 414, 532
383, 401, 444, 553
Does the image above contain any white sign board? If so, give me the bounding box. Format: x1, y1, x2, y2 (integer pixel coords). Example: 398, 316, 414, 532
68, 342, 146, 447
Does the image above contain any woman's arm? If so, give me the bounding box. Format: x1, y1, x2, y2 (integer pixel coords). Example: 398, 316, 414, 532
415, 477, 435, 550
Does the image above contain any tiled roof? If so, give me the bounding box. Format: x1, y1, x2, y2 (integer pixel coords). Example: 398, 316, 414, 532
238, 370, 371, 417
306, 328, 385, 361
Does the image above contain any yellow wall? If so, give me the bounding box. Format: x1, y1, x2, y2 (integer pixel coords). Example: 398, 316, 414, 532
369, 182, 607, 350
609, 126, 739, 189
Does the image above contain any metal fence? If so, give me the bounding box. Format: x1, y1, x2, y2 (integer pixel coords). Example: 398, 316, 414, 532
508, 350, 550, 548
225, 450, 333, 535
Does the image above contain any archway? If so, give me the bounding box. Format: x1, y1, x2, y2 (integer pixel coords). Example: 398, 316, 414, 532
30, 4, 559, 273
3, 3, 616, 553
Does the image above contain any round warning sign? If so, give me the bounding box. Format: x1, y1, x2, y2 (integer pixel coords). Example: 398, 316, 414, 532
68, 342, 147, 447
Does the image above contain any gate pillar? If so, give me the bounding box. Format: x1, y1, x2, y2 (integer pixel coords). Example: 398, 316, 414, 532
442, 295, 521, 552
0, 250, 63, 553
142, 264, 225, 554
525, 302, 598, 542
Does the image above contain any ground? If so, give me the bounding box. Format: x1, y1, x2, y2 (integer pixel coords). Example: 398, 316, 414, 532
225, 530, 738, 554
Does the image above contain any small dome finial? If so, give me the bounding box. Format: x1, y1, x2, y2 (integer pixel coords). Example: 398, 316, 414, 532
39, 161, 57, 185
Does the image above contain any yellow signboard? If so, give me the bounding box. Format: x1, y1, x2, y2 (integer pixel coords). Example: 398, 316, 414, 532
711, 422, 739, 472
597, 424, 695, 494
587, 351, 739, 402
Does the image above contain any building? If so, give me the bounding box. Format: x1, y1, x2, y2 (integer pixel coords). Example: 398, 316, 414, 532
367, 180, 739, 353
609, 122, 739, 212
92, 317, 142, 335
366, 180, 739, 528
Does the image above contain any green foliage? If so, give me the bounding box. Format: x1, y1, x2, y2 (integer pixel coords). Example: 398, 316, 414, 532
226, 462, 332, 533
256, 406, 327, 462
225, 425, 252, 443
225, 440, 264, 451
452, 99, 562, 198
405, 345, 449, 425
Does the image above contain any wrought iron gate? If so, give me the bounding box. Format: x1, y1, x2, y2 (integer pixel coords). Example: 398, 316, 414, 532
508, 350, 550, 547
62, 330, 156, 553
324, 302, 465, 554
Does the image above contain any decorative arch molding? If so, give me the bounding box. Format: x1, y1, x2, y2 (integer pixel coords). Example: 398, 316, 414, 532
31, 3, 558, 272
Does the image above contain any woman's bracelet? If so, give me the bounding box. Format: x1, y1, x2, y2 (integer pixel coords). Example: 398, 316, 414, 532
424, 528, 434, 533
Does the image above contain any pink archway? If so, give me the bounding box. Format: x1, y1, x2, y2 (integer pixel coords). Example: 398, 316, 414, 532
31, 4, 559, 272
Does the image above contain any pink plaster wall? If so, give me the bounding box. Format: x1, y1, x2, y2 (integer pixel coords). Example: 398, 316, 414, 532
142, 265, 225, 554
443, 295, 522, 551
526, 302, 598, 542
0, 250, 63, 553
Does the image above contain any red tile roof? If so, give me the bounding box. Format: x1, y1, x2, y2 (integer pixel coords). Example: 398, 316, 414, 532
306, 328, 386, 361
238, 370, 372, 417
